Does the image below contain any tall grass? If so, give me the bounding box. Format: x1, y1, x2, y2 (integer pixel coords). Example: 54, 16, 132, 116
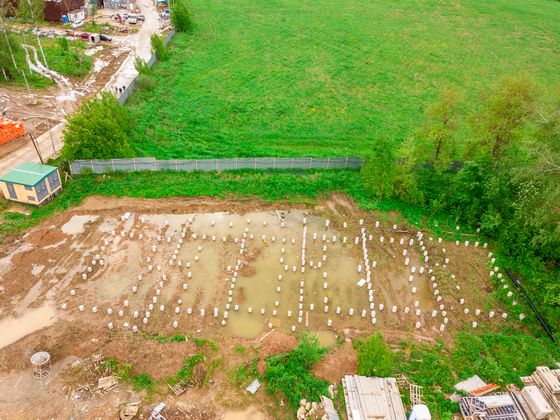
126, 0, 560, 159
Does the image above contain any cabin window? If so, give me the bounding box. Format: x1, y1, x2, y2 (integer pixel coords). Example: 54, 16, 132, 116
6, 183, 17, 199
47, 172, 61, 190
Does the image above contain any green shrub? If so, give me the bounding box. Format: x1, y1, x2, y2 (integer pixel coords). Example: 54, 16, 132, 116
131, 373, 154, 391
150, 34, 168, 61
171, 0, 193, 32
354, 333, 394, 377
62, 92, 133, 160
264, 334, 328, 411
134, 57, 151, 75
136, 73, 157, 90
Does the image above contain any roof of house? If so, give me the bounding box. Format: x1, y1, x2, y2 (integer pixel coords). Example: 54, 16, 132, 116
0, 162, 58, 186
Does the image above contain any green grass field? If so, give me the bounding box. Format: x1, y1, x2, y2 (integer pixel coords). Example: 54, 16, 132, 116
126, 0, 560, 158
2, 33, 92, 88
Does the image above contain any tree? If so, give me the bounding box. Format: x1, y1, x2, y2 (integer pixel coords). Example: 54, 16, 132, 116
413, 86, 460, 170
360, 137, 398, 200
0, 27, 19, 80
62, 92, 133, 160
171, 0, 193, 33
472, 75, 536, 166
90, 4, 97, 24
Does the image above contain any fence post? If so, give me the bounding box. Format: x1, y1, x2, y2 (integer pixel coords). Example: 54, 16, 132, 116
273, 157, 276, 169
309, 157, 312, 169
111, 159, 114, 172
175, 160, 178, 171
91, 160, 94, 172
327, 157, 330, 169
345, 157, 348, 168
254, 158, 256, 170
195, 160, 198, 171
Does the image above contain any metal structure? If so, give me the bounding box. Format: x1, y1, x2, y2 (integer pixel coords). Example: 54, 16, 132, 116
30, 351, 51, 379
460, 393, 524, 420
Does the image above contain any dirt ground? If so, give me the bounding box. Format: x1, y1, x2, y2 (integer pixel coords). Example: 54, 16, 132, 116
0, 195, 515, 418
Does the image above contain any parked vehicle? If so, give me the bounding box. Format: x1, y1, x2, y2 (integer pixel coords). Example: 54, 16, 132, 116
138, 14, 145, 21
71, 19, 84, 29
128, 14, 138, 24
79, 32, 91, 40
99, 34, 112, 42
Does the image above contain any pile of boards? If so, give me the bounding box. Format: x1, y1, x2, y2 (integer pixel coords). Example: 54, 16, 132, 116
520, 366, 560, 420
342, 375, 407, 420
460, 366, 560, 420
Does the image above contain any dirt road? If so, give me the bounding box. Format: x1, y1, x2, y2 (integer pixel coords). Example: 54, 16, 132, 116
0, 0, 161, 174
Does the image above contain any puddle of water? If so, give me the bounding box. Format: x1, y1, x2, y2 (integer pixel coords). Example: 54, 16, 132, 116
96, 242, 141, 300
61, 215, 98, 235
15, 280, 43, 316
0, 304, 56, 350
62, 210, 445, 338
223, 406, 267, 420
315, 330, 337, 347
227, 315, 264, 338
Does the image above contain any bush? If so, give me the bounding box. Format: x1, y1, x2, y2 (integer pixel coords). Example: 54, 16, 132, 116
136, 73, 156, 90
171, 0, 193, 33
134, 57, 151, 75
354, 333, 394, 377
264, 334, 329, 411
62, 91, 133, 160
150, 34, 168, 61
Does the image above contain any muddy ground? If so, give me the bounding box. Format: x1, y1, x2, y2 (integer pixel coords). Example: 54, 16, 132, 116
0, 195, 513, 418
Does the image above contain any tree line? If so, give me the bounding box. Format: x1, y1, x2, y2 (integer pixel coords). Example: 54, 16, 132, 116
361, 75, 559, 325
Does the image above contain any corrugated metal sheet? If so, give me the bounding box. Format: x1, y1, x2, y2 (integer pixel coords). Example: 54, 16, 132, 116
0, 162, 57, 186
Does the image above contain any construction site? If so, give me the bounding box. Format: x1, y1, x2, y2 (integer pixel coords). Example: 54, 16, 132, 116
0, 195, 540, 418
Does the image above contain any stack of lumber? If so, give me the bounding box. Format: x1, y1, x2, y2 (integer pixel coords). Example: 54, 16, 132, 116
520, 367, 560, 420
342, 375, 406, 420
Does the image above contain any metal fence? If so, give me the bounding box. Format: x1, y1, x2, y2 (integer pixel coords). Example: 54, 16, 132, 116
70, 157, 362, 174
117, 30, 176, 105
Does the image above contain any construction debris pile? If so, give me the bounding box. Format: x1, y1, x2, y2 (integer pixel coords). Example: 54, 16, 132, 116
460, 367, 560, 420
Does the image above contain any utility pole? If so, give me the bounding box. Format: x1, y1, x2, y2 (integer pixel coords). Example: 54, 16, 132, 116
29, 133, 44, 163
46, 118, 56, 154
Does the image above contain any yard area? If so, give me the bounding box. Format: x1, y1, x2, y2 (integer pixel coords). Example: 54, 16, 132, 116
126, 0, 560, 158
1, 32, 93, 87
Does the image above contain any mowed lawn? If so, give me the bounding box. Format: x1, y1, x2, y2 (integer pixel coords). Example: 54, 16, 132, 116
127, 0, 560, 158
